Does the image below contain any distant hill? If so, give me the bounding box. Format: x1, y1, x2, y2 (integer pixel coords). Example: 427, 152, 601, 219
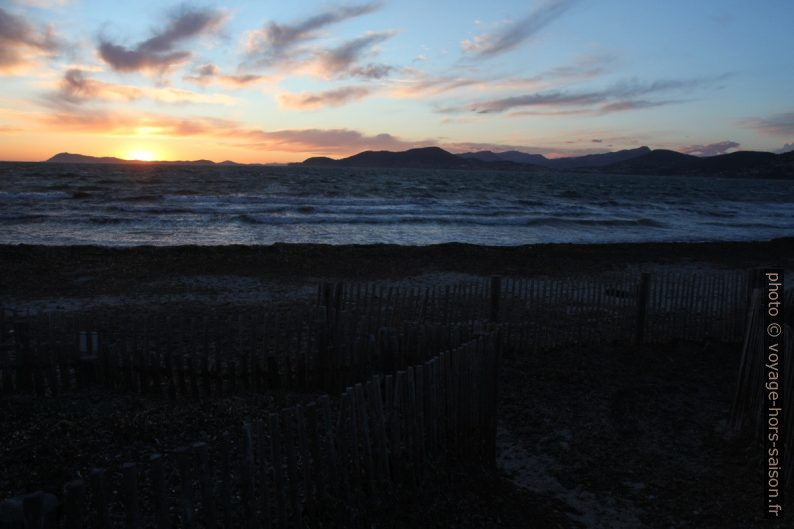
597, 149, 794, 178
548, 147, 653, 169
459, 150, 549, 166
47, 152, 127, 164
459, 146, 651, 169
46, 152, 229, 165
301, 146, 538, 170
302, 145, 792, 178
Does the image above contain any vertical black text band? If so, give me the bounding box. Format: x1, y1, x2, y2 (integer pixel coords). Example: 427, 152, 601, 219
765, 269, 784, 519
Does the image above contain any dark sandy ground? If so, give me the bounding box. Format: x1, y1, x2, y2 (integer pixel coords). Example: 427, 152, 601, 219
1, 239, 792, 313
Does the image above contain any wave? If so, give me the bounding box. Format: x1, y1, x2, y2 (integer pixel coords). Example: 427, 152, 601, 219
0, 213, 48, 223
236, 213, 667, 228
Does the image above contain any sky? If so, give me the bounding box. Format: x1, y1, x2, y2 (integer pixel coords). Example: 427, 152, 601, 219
0, 0, 793, 163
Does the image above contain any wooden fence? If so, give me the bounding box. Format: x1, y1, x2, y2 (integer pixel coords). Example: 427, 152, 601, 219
0, 307, 490, 397
319, 270, 753, 350
0, 270, 759, 399
2, 334, 500, 529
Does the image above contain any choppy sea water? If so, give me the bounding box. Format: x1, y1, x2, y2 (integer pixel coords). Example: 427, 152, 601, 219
1, 162, 793, 246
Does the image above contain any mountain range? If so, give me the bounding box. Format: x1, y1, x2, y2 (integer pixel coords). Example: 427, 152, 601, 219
302, 146, 794, 178
44, 147, 794, 178
46, 152, 240, 165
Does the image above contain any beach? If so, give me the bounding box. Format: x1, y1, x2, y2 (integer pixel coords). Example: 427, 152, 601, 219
2, 239, 793, 312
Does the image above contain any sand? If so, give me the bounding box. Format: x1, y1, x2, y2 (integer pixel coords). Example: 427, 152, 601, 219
1, 239, 792, 313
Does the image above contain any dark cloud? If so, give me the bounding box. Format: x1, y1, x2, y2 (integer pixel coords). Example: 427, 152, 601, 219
0, 7, 60, 71
279, 86, 373, 109
98, 7, 226, 72
183, 63, 267, 87
348, 63, 393, 79
53, 68, 142, 104
318, 31, 394, 77
461, 0, 579, 57
244, 2, 382, 68
739, 111, 794, 137
47, 68, 236, 107
680, 140, 739, 156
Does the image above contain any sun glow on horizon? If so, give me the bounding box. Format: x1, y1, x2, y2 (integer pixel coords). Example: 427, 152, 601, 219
125, 148, 157, 161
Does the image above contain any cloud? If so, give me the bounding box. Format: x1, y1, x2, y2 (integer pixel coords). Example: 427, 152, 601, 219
470, 90, 605, 113
13, 0, 71, 6
315, 31, 394, 77
461, 0, 579, 58
244, 2, 381, 69
680, 140, 739, 156
739, 111, 794, 137
775, 142, 794, 154
278, 86, 373, 109
98, 6, 226, 73
236, 128, 432, 154
0, 7, 60, 72
183, 63, 269, 87
392, 70, 544, 100
391, 54, 611, 101
36, 109, 236, 135
348, 63, 393, 79
468, 76, 724, 114
50, 68, 236, 106
597, 99, 687, 114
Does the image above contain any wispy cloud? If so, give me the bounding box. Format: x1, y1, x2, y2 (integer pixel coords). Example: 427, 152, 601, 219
13, 0, 71, 7
461, 0, 579, 58
315, 30, 395, 78
680, 140, 739, 156
0, 6, 60, 73
468, 75, 725, 114
97, 6, 226, 73
597, 99, 688, 114
278, 86, 374, 109
391, 54, 612, 101
470, 90, 605, 113
739, 111, 794, 137
183, 63, 270, 88
235, 128, 432, 154
49, 69, 236, 106
244, 2, 382, 69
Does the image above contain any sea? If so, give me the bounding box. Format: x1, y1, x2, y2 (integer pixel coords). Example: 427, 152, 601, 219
1, 162, 793, 246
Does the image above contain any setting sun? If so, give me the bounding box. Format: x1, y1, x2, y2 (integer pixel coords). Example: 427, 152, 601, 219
126, 149, 156, 161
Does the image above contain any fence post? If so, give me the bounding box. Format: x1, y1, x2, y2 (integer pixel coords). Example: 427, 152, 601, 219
490, 277, 501, 323
635, 273, 651, 345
